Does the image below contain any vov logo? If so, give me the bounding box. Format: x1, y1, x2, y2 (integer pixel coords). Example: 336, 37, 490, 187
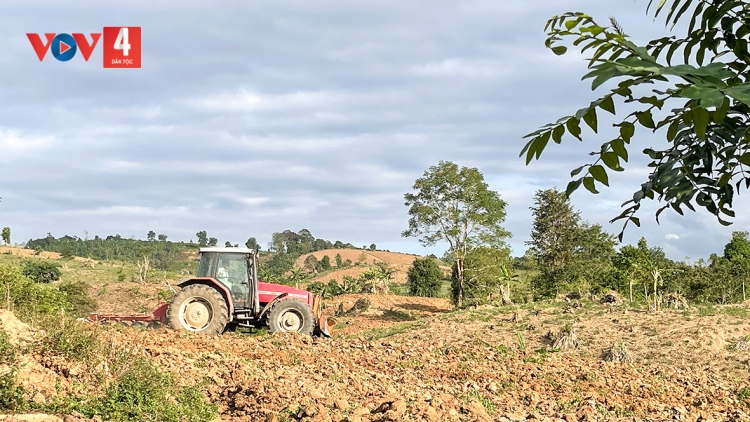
27, 27, 141, 68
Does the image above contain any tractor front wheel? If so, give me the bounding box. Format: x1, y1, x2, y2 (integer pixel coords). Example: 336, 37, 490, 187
167, 284, 229, 335
267, 298, 315, 335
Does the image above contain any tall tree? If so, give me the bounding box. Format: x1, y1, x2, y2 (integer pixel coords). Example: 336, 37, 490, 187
208, 237, 218, 247
403, 161, 510, 307
157, 234, 168, 241
528, 188, 616, 297
196, 231, 208, 247
523, 1, 750, 237
1, 227, 10, 245
724, 231, 750, 301
245, 237, 258, 250
147, 231, 156, 241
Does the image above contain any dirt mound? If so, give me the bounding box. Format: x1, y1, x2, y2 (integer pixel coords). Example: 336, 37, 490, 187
0, 415, 62, 422
0, 309, 37, 346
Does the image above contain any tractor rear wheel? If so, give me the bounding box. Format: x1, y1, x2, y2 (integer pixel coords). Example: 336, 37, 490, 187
167, 284, 229, 335
267, 298, 315, 335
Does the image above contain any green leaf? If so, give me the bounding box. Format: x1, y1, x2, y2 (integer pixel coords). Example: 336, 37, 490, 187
724, 84, 750, 106
714, 97, 729, 123
570, 165, 587, 177
565, 179, 582, 197
564, 20, 577, 30
666, 119, 680, 141
589, 165, 609, 186
551, 46, 568, 56
582, 176, 599, 194
635, 111, 656, 129
610, 139, 629, 161
566, 118, 582, 140
552, 125, 565, 144
619, 122, 635, 142
738, 153, 750, 166
692, 106, 709, 140
599, 96, 616, 115
583, 107, 598, 132
601, 152, 621, 171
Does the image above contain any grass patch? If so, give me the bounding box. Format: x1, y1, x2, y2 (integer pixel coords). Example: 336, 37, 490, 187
467, 390, 495, 413
698, 305, 717, 317
382, 308, 416, 321
724, 306, 749, 319
358, 322, 417, 341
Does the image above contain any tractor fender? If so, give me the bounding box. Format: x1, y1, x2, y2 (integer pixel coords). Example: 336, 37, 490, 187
176, 277, 234, 319
257, 292, 288, 321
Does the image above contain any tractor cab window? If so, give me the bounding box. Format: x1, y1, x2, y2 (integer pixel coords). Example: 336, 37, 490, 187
196, 253, 216, 278
216, 253, 250, 305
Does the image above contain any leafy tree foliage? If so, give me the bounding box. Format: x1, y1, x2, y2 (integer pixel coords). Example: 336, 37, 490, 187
524, 0, 750, 237
22, 260, 62, 284
335, 253, 343, 267
147, 231, 156, 241
245, 237, 258, 250
1, 227, 10, 245
26, 234, 193, 271
723, 231, 750, 300
195, 231, 208, 247
208, 237, 218, 247
370, 244, 377, 251
320, 255, 332, 271
528, 188, 617, 297
157, 234, 167, 242
224, 241, 232, 247
452, 246, 512, 306
407, 257, 443, 297
403, 161, 511, 307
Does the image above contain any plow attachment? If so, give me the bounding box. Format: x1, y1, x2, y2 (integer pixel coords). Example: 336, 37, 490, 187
89, 302, 168, 328
312, 295, 334, 337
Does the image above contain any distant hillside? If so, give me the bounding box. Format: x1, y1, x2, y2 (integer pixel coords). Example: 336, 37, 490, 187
295, 248, 448, 284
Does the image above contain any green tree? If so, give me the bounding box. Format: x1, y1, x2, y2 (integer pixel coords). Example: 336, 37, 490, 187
196, 231, 208, 247
320, 255, 332, 271
224, 241, 232, 247
335, 253, 343, 267
724, 231, 750, 301
524, 1, 750, 237
245, 237, 258, 250
527, 188, 582, 297
403, 161, 511, 307
1, 227, 10, 245
369, 244, 377, 251
208, 237, 218, 247
22, 260, 62, 284
453, 246, 511, 306
407, 257, 443, 297
529, 189, 617, 297
147, 231, 156, 241
157, 234, 167, 242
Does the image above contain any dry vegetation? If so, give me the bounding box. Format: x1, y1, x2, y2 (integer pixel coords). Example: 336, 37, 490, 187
3, 248, 750, 420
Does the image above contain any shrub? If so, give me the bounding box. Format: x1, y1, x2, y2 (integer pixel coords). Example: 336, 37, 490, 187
22, 260, 62, 284
0, 265, 70, 316
320, 255, 332, 271
0, 370, 25, 412
58, 280, 97, 317
59, 245, 75, 260
86, 358, 217, 422
407, 258, 443, 297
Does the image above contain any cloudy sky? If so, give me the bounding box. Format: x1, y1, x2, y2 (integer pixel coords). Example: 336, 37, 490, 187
0, 0, 746, 261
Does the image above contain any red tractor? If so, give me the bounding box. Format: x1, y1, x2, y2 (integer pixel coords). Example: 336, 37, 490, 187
91, 247, 332, 336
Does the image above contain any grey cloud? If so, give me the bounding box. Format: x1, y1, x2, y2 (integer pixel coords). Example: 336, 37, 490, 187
0, 0, 746, 259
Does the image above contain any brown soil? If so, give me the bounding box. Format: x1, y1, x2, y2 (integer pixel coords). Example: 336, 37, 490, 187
5, 298, 750, 421
87, 281, 169, 315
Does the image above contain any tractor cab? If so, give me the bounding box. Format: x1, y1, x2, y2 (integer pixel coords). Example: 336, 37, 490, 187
195, 247, 257, 310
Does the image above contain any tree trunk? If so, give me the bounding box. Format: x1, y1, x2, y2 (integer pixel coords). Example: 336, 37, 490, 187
456, 258, 464, 308
743, 279, 746, 302
629, 279, 633, 303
